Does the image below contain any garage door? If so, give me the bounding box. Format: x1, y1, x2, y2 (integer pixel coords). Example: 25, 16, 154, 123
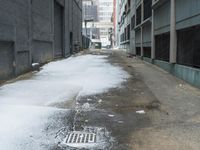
0, 41, 14, 80
54, 1, 64, 58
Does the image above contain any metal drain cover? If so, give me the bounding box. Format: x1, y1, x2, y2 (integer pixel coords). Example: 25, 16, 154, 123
58, 127, 114, 149
63, 131, 97, 147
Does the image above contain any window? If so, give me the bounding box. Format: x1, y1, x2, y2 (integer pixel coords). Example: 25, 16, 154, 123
136, 5, 141, 25
128, 0, 131, 9
144, 0, 152, 20
127, 24, 130, 40
155, 32, 170, 62
143, 47, 151, 58
131, 15, 135, 30
177, 25, 200, 68
136, 47, 141, 56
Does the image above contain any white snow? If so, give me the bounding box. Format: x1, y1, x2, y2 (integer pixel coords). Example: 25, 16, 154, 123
0, 54, 129, 106
136, 110, 146, 114
32, 63, 39, 67
0, 54, 129, 150
108, 114, 115, 117
0, 104, 68, 150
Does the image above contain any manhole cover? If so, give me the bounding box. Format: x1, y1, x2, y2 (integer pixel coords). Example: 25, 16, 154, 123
57, 127, 115, 149
65, 131, 96, 145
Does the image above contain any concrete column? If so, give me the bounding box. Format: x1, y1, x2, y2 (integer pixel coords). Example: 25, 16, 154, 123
134, 2, 137, 55
141, 0, 144, 57
51, 0, 55, 59
28, 0, 32, 64
151, 9, 155, 59
170, 0, 177, 63
141, 0, 144, 22
141, 27, 143, 57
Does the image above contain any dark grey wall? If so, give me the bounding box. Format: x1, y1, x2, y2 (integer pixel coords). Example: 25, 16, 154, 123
0, 0, 30, 78
32, 0, 54, 63
0, 0, 82, 80
0, 41, 14, 80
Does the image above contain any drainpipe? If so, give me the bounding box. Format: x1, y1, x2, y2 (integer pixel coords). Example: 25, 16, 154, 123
170, 0, 177, 63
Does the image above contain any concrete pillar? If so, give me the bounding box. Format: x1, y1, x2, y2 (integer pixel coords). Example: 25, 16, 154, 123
141, 0, 144, 21
134, 1, 137, 55
151, 9, 155, 59
141, 27, 143, 57
170, 0, 177, 63
52, 0, 55, 58
141, 0, 144, 57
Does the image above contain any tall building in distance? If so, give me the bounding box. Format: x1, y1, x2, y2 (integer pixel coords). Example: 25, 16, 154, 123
98, 0, 114, 47
82, 0, 114, 48
82, 0, 99, 39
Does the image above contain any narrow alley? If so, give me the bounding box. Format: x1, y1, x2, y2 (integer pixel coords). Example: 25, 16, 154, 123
1, 0, 200, 150
1, 49, 200, 150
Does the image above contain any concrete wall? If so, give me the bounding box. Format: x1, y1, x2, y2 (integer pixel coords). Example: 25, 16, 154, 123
118, 0, 133, 51
176, 0, 200, 30
154, 0, 200, 34
135, 29, 141, 47
0, 0, 82, 81
130, 0, 136, 54
0, 0, 30, 79
32, 0, 54, 63
154, 1, 170, 35
142, 24, 151, 47
144, 58, 200, 89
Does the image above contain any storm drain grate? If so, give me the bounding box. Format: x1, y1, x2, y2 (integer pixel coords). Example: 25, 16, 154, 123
65, 131, 96, 144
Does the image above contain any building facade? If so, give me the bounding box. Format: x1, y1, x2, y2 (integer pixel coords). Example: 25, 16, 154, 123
0, 0, 82, 81
98, 0, 114, 47
116, 0, 200, 88
117, 0, 133, 53
82, 0, 99, 39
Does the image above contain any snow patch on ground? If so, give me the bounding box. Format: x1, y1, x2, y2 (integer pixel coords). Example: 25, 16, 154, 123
0, 54, 129, 150
0, 105, 69, 150
0, 54, 129, 106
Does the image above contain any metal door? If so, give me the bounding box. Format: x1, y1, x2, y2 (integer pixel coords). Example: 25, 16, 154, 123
0, 41, 14, 80
54, 1, 64, 58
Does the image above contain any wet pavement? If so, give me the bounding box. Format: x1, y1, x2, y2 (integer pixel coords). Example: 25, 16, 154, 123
47, 50, 160, 150
54, 50, 200, 150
